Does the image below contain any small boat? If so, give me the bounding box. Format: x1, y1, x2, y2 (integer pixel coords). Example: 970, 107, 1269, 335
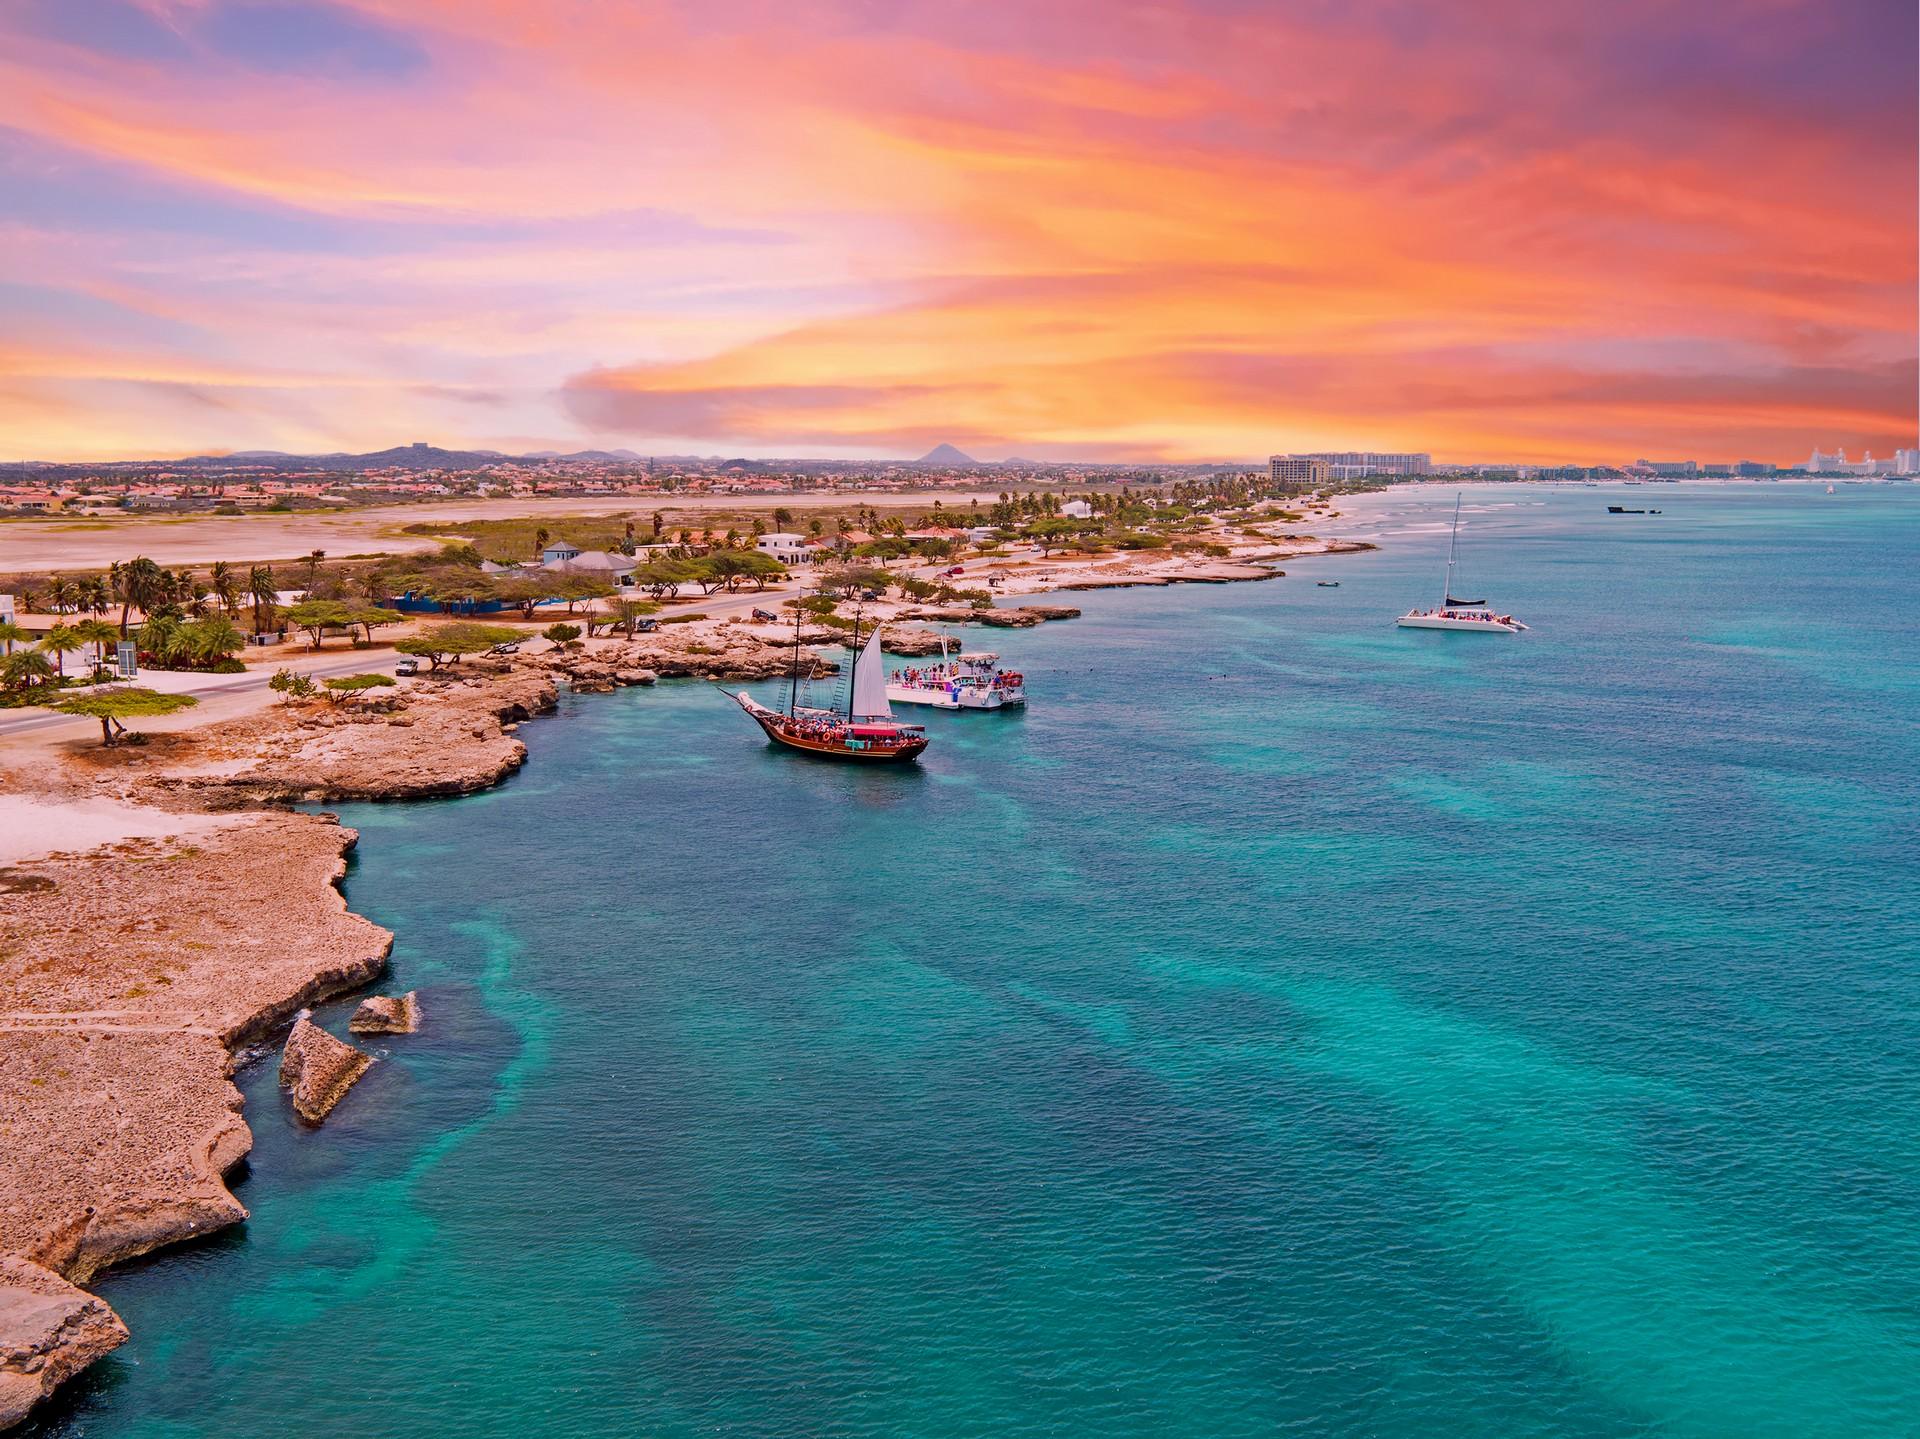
731, 604, 928, 761
1826, 484, 1836, 495
1316, 580, 1341, 587
1607, 505, 1645, 514
887, 637, 1025, 710
1398, 494, 1527, 633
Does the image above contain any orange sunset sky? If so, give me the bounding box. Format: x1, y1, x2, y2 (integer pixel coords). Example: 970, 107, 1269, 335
0, 0, 1914, 464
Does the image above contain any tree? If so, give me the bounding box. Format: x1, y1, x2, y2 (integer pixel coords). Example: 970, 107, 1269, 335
773, 507, 794, 530
186, 615, 244, 667
72, 618, 121, 676
285, 600, 356, 650
632, 557, 699, 600
543, 622, 582, 643
322, 673, 396, 704
248, 565, 278, 634
138, 614, 187, 667
209, 561, 241, 617
38, 624, 83, 678
554, 574, 614, 613
269, 668, 317, 703
45, 576, 73, 615
303, 549, 327, 593
112, 557, 166, 636
606, 598, 660, 639
1027, 518, 1081, 556
344, 604, 405, 644
2, 649, 55, 693
52, 687, 197, 746
492, 574, 555, 620
534, 527, 551, 558
0, 620, 26, 656
393, 622, 520, 669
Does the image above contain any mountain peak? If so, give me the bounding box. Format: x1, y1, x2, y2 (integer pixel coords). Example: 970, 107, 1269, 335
917, 443, 978, 465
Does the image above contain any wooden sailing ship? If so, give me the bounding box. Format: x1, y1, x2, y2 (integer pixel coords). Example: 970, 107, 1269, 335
731, 602, 929, 762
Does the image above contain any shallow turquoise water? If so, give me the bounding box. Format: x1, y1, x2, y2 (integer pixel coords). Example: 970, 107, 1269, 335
36, 484, 1920, 1437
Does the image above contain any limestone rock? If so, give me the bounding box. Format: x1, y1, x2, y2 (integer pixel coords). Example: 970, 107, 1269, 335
279, 1014, 373, 1123
349, 991, 420, 1035
870, 627, 946, 657
0, 1256, 128, 1432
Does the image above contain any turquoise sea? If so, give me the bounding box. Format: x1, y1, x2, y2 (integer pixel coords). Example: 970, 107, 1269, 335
33, 483, 1920, 1438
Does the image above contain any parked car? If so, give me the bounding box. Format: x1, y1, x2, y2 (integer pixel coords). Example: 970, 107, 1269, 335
751, 608, 778, 622
632, 618, 659, 633
488, 641, 520, 655
943, 566, 965, 578
861, 588, 884, 601
395, 658, 419, 676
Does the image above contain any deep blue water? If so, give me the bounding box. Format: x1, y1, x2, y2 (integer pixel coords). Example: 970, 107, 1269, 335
34, 484, 1920, 1437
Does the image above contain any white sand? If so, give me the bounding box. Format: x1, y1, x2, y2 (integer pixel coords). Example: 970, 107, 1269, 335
0, 795, 243, 865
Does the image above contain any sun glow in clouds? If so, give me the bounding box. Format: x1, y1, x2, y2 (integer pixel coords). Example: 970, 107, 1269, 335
0, 0, 1912, 462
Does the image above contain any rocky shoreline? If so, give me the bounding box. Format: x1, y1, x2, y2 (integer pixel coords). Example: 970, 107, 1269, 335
0, 534, 1361, 1427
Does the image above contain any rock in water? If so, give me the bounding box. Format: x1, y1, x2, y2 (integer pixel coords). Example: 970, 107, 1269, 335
0, 1256, 128, 1431
279, 1013, 373, 1122
349, 991, 420, 1034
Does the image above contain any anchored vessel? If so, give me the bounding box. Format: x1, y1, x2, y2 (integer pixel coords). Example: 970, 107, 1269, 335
887, 638, 1026, 710
732, 605, 928, 761
1398, 494, 1528, 633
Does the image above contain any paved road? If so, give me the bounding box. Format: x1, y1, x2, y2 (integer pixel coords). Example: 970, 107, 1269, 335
0, 653, 396, 741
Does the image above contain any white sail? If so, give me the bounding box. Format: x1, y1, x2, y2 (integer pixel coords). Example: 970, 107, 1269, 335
851, 625, 893, 718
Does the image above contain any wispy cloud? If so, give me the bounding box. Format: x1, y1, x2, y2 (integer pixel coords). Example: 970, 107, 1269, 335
0, 0, 1911, 460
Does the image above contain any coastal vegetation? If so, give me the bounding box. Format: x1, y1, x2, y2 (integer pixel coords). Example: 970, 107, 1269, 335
50, 686, 198, 745
394, 622, 521, 669
322, 673, 397, 704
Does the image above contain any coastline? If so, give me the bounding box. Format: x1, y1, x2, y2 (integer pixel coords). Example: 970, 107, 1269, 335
0, 514, 1373, 1427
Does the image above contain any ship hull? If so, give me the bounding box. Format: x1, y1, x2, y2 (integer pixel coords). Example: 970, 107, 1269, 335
1397, 612, 1527, 633
734, 693, 928, 761
886, 684, 1021, 710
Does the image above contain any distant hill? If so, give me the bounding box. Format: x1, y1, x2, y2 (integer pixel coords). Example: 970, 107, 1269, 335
917, 443, 978, 465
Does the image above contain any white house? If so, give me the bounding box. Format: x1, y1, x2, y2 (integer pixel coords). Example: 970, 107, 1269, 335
1060, 499, 1093, 519
757, 533, 809, 562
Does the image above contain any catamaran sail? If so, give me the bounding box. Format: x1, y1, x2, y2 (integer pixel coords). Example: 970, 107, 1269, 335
849, 625, 892, 719
1440, 494, 1484, 604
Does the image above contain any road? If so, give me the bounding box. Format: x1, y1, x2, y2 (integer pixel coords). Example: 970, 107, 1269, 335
0, 652, 401, 744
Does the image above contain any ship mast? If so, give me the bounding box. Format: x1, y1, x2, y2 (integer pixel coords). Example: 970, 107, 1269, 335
1443, 492, 1461, 606
845, 595, 863, 720
786, 599, 803, 717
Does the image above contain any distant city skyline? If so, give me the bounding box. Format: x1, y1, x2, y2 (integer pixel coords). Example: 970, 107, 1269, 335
1, 1, 1914, 464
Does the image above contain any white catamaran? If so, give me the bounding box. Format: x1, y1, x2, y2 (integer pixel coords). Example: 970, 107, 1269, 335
886, 636, 1026, 710
1397, 494, 1528, 633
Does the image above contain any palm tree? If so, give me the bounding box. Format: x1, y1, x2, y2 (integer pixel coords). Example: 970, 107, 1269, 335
72, 618, 119, 676
0, 619, 25, 656
113, 557, 165, 636
2, 649, 54, 693
209, 562, 240, 617
303, 550, 326, 594
248, 565, 277, 634
187, 616, 243, 668
534, 528, 550, 558
45, 576, 72, 615
140, 614, 186, 667
38, 623, 82, 679
80, 576, 109, 616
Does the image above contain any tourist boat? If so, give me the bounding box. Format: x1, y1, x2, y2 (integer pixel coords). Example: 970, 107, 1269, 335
731, 605, 928, 762
886, 637, 1025, 710
1316, 580, 1341, 587
1398, 494, 1528, 633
